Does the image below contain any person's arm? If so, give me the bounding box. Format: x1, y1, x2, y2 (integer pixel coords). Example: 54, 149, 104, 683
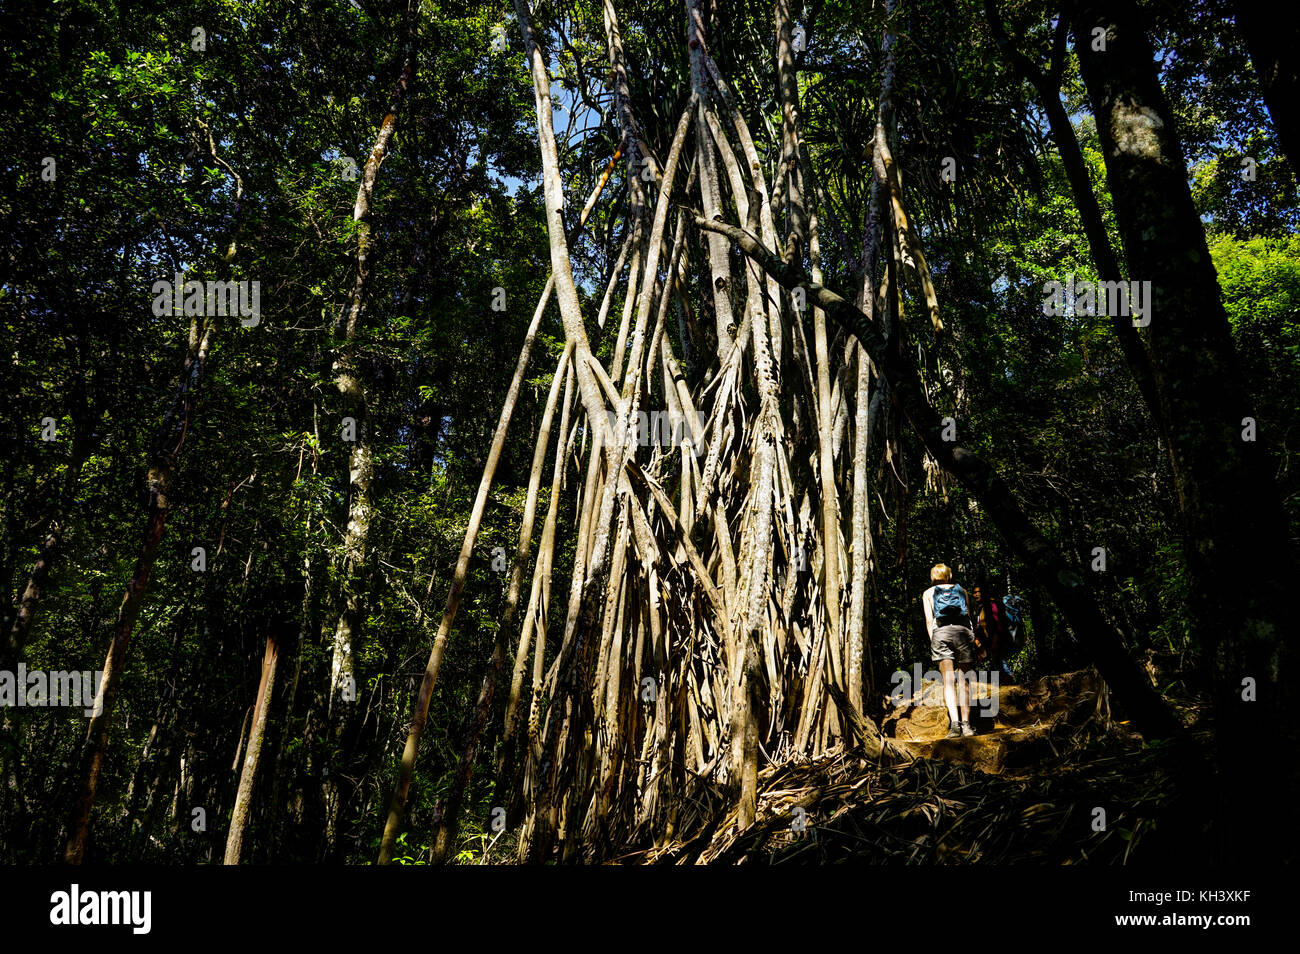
922, 586, 935, 637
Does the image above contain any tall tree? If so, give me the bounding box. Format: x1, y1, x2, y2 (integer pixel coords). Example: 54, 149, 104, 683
1072, 0, 1297, 862
65, 317, 218, 864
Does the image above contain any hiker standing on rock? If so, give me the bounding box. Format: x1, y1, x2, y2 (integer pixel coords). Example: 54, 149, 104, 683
922, 564, 977, 738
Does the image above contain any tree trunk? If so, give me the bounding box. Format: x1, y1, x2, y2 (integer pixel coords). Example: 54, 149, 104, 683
1233, 0, 1300, 167
430, 346, 571, 863
64, 321, 216, 864
985, 0, 1163, 426
327, 51, 414, 710
223, 631, 280, 864
318, 51, 414, 858
377, 33, 624, 857
1072, 0, 1297, 862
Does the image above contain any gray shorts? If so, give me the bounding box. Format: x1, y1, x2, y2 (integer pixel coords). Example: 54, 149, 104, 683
931, 623, 976, 665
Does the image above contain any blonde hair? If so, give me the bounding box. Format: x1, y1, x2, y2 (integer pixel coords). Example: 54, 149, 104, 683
931, 563, 953, 583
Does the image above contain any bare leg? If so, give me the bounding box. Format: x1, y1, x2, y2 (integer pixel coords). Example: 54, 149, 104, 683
956, 663, 972, 725
939, 658, 958, 726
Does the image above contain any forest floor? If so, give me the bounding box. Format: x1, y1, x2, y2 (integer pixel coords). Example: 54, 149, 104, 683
621, 668, 1212, 864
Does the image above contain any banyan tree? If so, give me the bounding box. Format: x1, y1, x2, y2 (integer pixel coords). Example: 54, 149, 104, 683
377, 0, 1183, 864
1, 0, 1292, 873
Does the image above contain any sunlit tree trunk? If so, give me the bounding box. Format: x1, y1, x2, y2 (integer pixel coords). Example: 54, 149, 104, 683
319, 51, 413, 856
223, 631, 280, 864
430, 346, 571, 864
326, 53, 413, 712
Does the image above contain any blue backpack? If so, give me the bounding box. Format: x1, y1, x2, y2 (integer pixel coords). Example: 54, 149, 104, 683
931, 584, 969, 623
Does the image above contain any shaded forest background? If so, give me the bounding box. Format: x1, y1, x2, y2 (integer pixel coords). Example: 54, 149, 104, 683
1, 0, 1296, 864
